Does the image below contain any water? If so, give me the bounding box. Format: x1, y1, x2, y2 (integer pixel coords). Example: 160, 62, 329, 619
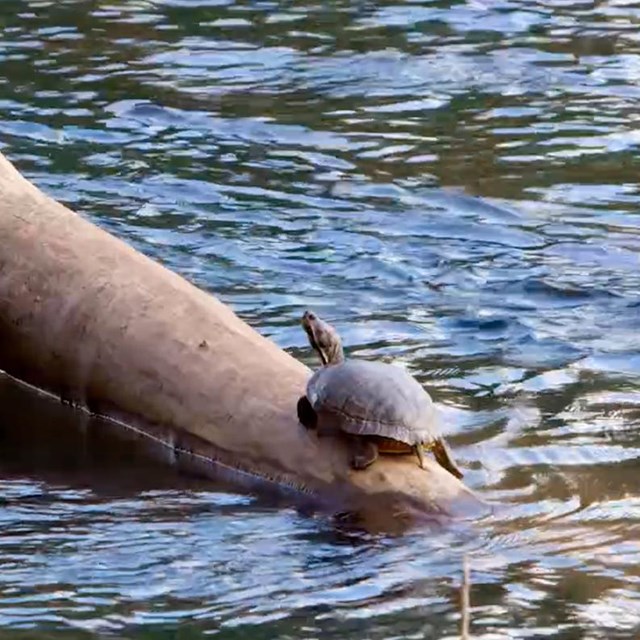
1, 0, 640, 636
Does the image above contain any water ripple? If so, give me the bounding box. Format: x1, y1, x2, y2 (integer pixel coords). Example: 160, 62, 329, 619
1, 0, 640, 637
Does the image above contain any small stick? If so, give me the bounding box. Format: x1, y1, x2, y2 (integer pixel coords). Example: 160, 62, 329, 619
461, 554, 470, 639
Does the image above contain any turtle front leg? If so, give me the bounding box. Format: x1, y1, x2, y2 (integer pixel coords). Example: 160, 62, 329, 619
414, 444, 426, 469
297, 396, 317, 430
350, 437, 378, 470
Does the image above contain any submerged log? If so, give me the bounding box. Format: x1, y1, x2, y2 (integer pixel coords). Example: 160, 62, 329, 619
0, 152, 489, 528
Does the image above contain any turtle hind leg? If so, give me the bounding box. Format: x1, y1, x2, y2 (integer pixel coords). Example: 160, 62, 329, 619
350, 437, 378, 470
297, 396, 317, 430
432, 439, 464, 479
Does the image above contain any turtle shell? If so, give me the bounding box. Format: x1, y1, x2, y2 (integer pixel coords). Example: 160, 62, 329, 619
306, 359, 440, 445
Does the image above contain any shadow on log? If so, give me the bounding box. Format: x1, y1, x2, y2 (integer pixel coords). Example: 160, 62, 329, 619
0, 152, 491, 531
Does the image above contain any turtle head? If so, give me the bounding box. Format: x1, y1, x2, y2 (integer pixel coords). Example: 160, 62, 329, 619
301, 310, 344, 366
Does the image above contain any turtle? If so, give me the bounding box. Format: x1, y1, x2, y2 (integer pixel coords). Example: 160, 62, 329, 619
297, 310, 463, 478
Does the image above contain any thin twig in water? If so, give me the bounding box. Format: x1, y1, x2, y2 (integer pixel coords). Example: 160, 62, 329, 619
461, 554, 470, 639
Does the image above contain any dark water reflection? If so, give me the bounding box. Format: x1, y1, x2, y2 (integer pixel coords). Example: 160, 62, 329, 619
1, 0, 640, 637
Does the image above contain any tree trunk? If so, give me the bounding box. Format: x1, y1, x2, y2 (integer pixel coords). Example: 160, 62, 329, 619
0, 152, 488, 529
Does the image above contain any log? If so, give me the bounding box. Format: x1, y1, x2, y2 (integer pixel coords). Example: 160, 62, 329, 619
0, 152, 489, 529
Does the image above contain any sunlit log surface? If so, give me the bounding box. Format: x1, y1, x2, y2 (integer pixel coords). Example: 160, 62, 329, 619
0, 152, 489, 528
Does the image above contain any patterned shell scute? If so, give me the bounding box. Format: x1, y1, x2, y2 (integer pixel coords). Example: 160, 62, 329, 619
306, 360, 440, 445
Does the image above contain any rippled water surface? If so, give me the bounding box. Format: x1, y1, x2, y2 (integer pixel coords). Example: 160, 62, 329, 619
1, 0, 640, 637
